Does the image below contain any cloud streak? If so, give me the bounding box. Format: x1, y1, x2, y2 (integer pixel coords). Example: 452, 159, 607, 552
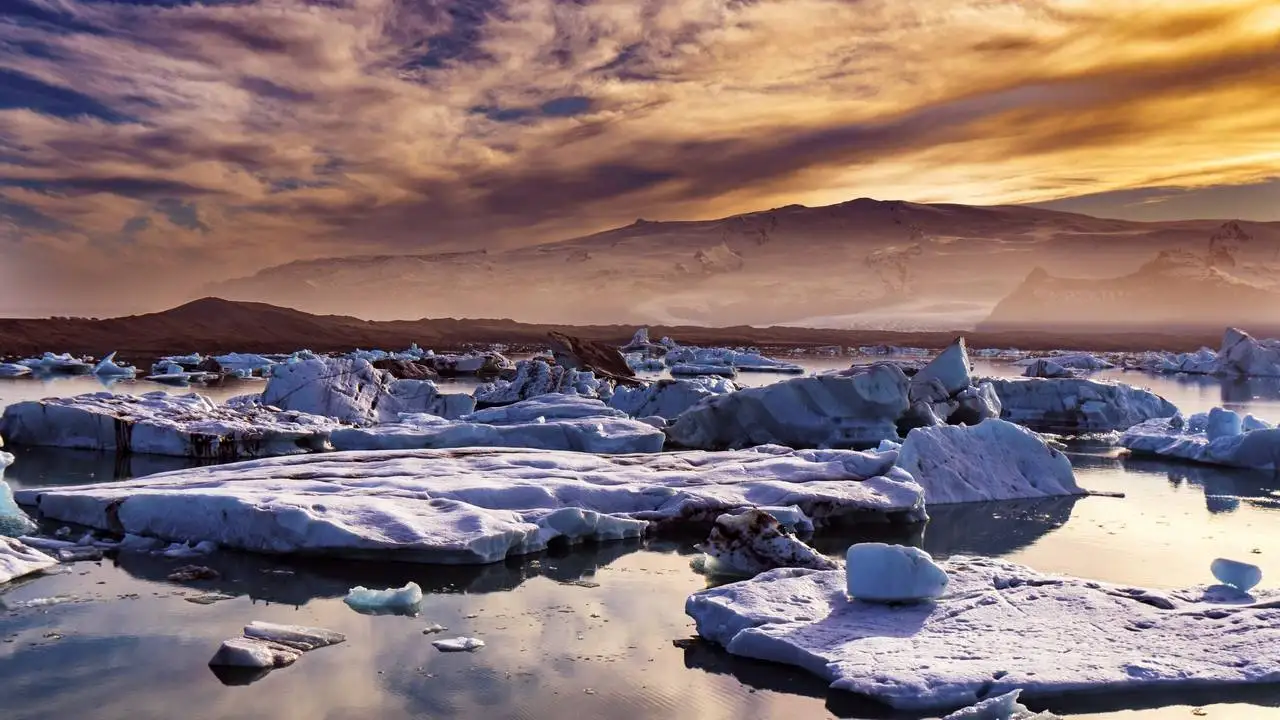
0, 0, 1277, 313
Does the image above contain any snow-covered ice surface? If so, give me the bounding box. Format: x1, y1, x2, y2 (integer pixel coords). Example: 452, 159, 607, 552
1121, 410, 1280, 470
986, 378, 1177, 432
687, 555, 1280, 712
667, 364, 911, 450
844, 542, 949, 602
694, 509, 836, 578
13, 447, 924, 565
607, 378, 738, 420
330, 395, 666, 454
894, 419, 1084, 503
263, 358, 473, 425
0, 536, 56, 584
0, 391, 340, 459
344, 582, 423, 615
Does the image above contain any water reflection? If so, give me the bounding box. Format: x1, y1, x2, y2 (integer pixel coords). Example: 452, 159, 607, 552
2, 446, 206, 488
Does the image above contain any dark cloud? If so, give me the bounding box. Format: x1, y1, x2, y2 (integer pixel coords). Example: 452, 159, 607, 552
0, 67, 131, 122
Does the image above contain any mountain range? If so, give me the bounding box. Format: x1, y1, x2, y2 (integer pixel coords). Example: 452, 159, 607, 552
205, 199, 1280, 332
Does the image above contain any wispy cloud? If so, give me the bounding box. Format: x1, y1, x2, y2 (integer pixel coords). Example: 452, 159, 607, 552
0, 0, 1277, 311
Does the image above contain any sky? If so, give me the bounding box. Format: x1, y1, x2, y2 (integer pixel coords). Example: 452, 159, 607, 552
0, 0, 1278, 315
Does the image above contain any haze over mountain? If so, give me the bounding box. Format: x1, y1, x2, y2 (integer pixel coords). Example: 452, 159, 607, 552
206, 199, 1280, 331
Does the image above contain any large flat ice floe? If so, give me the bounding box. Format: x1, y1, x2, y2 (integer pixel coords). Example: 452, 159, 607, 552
331, 396, 665, 454
263, 358, 474, 425
15, 446, 924, 565
0, 392, 340, 459
986, 378, 1176, 432
687, 555, 1280, 712
895, 419, 1084, 503
1121, 409, 1280, 470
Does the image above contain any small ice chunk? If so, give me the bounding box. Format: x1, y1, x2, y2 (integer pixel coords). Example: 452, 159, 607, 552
344, 582, 423, 615
432, 636, 485, 652
167, 565, 220, 581
242, 621, 345, 651
941, 689, 1059, 719
209, 637, 301, 668
697, 509, 836, 577
1211, 558, 1262, 592
846, 543, 948, 603
120, 534, 164, 551
161, 540, 218, 558
1206, 407, 1243, 441
55, 546, 103, 562
422, 623, 448, 634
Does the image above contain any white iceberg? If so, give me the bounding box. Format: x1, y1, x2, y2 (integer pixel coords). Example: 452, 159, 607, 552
607, 377, 738, 419
669, 363, 739, 378
1129, 347, 1218, 375
213, 353, 276, 376
331, 397, 665, 454
939, 691, 1059, 719
624, 353, 667, 372
263, 357, 473, 424
1120, 409, 1280, 470
210, 621, 344, 669
0, 536, 56, 584
433, 637, 485, 652
0, 363, 31, 377
894, 419, 1084, 503
1021, 359, 1076, 379
1016, 353, 1114, 371
242, 621, 346, 651
687, 555, 1280, 712
20, 352, 93, 375
695, 509, 836, 578
667, 364, 911, 450
0, 391, 339, 459
344, 581, 424, 615
92, 351, 137, 378
986, 378, 1177, 432
845, 542, 948, 602
15, 446, 924, 565
1213, 327, 1280, 377
664, 346, 803, 373
473, 360, 611, 405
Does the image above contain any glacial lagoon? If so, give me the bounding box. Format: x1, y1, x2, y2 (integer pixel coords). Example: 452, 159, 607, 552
3, 360, 1280, 719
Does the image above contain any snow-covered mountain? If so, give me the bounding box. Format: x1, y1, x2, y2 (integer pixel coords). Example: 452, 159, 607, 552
207, 199, 1280, 329
980, 221, 1280, 333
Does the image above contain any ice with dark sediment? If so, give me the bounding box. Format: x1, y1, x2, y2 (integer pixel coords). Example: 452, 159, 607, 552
693, 509, 836, 577
14, 446, 924, 565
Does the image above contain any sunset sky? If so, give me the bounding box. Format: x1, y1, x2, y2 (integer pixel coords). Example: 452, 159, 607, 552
1, 0, 1278, 314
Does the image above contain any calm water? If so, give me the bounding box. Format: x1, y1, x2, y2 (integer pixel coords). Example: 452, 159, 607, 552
3, 358, 1280, 719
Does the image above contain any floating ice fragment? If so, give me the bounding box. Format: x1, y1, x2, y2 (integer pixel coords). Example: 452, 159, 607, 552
432, 637, 485, 652
422, 624, 448, 634
344, 582, 424, 615
845, 542, 948, 603
242, 621, 345, 651
1211, 558, 1262, 592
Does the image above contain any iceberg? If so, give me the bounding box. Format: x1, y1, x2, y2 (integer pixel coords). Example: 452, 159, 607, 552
625, 353, 667, 372
1, 472, 37, 536
986, 377, 1177, 432
1213, 327, 1280, 377
667, 364, 911, 450
344, 581, 423, 615
332, 394, 666, 454
1, 536, 56, 584
1016, 353, 1114, 371
262, 357, 473, 424
210, 621, 344, 670
663, 345, 803, 373
0, 391, 339, 459
695, 509, 836, 577
423, 351, 512, 378
0, 363, 31, 377
15, 446, 924, 565
845, 542, 948, 602
894, 419, 1084, 503
20, 352, 93, 375
939, 691, 1059, 719
1121, 410, 1280, 470
607, 377, 738, 420
432, 637, 485, 652
213, 353, 276, 376
668, 363, 738, 378
687, 555, 1280, 712
473, 360, 611, 405
1212, 558, 1262, 592
91, 352, 137, 378
1021, 359, 1076, 379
